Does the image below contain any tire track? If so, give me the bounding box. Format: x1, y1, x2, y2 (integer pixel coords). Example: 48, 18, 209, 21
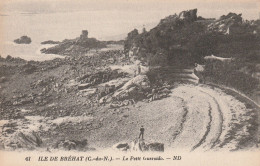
169, 97, 188, 147
198, 89, 224, 149
169, 84, 256, 151
170, 85, 225, 151
210, 97, 224, 149
171, 106, 188, 142
191, 104, 212, 151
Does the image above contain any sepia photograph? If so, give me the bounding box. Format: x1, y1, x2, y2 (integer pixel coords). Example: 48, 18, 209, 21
0, 0, 259, 165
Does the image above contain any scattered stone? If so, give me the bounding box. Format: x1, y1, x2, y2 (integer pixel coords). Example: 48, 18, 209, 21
0, 77, 7, 83
54, 139, 95, 151
113, 143, 130, 151
78, 83, 91, 90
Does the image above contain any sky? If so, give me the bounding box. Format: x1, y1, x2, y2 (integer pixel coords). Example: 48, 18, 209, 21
1, 0, 260, 20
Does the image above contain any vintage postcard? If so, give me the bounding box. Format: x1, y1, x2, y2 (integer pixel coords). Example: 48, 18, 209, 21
0, 0, 259, 165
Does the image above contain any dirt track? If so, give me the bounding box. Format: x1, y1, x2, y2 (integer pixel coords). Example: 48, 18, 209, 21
83, 84, 259, 152
168, 84, 259, 151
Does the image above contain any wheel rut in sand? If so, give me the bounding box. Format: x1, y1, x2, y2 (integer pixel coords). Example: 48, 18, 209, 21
209, 97, 224, 149
172, 84, 256, 151
191, 103, 212, 151
170, 98, 188, 144
197, 89, 224, 150
170, 86, 211, 150
170, 85, 230, 151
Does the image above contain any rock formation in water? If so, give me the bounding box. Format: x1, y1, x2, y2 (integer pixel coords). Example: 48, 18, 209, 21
14, 36, 32, 44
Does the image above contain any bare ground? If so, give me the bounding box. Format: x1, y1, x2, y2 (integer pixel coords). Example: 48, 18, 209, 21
0, 53, 259, 152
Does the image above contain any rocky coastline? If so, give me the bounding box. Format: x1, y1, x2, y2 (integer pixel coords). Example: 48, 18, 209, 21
0, 9, 259, 152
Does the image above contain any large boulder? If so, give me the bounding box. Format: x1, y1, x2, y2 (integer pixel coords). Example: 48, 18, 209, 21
3, 131, 42, 150
219, 13, 242, 24
207, 12, 248, 34
121, 75, 150, 90
113, 75, 150, 100
178, 9, 197, 21
112, 143, 130, 151
54, 139, 95, 151
113, 139, 164, 152
14, 36, 32, 44
146, 142, 164, 152
80, 30, 88, 39
132, 139, 164, 152
78, 83, 91, 90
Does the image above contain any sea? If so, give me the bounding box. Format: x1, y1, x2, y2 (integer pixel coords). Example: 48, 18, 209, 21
0, 10, 166, 61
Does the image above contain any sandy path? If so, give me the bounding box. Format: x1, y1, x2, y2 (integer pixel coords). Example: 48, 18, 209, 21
89, 83, 258, 152
168, 84, 258, 151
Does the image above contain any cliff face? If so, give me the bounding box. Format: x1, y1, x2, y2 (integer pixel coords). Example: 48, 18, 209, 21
41, 30, 106, 56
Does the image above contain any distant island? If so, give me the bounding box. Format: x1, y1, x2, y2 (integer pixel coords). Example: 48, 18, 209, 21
14, 36, 32, 44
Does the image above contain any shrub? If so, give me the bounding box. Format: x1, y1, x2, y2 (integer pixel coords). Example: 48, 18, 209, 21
203, 60, 259, 94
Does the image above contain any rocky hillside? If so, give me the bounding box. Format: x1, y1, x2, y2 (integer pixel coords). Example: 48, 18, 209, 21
124, 9, 259, 65
124, 9, 260, 103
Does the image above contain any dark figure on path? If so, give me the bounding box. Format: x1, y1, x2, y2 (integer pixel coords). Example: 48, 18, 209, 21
139, 126, 145, 140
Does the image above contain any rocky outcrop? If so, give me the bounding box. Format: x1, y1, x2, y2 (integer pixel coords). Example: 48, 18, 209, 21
2, 131, 42, 150
146, 142, 164, 152
41, 30, 106, 55
113, 75, 151, 100
124, 9, 260, 68
80, 30, 88, 39
207, 13, 258, 35
124, 9, 209, 65
178, 8, 197, 21
120, 75, 150, 91
14, 36, 31, 44
208, 13, 242, 34
158, 8, 197, 26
